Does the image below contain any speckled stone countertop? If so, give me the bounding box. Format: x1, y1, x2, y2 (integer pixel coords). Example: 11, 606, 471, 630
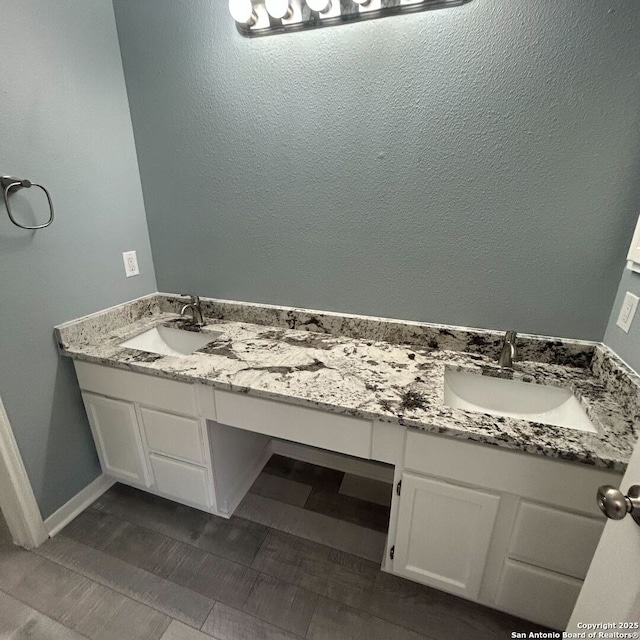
56, 294, 640, 472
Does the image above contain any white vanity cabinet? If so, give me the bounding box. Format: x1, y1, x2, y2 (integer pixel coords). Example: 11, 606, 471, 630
82, 390, 215, 510
386, 429, 620, 629
72, 358, 624, 631
74, 361, 271, 517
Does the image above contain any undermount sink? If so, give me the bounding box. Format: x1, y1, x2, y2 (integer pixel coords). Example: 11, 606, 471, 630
119, 326, 220, 357
443, 369, 597, 433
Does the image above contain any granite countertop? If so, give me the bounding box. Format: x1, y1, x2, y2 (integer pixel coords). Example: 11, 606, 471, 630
56, 296, 639, 472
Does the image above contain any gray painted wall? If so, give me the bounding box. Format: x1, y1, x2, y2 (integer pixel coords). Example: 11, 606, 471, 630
0, 0, 157, 518
114, 0, 640, 341
605, 269, 640, 374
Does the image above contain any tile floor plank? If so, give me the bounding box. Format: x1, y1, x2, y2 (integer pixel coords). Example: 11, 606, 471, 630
0, 588, 90, 640
249, 472, 312, 507
263, 455, 344, 493
252, 530, 377, 611
37, 535, 213, 628
367, 571, 543, 640
0, 549, 170, 640
242, 572, 317, 636
93, 484, 210, 545
303, 488, 390, 532
60, 508, 127, 550
192, 514, 268, 567
236, 493, 386, 563
338, 474, 393, 508
94, 484, 267, 566
100, 520, 193, 578
160, 620, 215, 640
168, 545, 258, 610
307, 597, 428, 640
202, 602, 302, 640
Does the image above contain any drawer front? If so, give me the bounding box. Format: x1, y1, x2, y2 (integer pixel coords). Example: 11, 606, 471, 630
214, 390, 372, 459
495, 559, 582, 630
508, 500, 604, 579
149, 453, 211, 509
75, 361, 197, 416
140, 407, 205, 464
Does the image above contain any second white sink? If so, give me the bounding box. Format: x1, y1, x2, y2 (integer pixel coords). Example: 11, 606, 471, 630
120, 326, 220, 357
443, 369, 597, 433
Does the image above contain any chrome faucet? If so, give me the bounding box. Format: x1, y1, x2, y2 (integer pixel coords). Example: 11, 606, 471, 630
498, 331, 517, 368
180, 294, 205, 327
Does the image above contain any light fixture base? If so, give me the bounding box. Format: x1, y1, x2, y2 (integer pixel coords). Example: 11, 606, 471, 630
234, 0, 473, 38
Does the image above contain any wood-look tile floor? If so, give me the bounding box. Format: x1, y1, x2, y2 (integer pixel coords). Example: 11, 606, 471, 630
0, 457, 549, 640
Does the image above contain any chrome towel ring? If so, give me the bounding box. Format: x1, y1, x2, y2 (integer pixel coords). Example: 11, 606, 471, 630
1, 176, 54, 230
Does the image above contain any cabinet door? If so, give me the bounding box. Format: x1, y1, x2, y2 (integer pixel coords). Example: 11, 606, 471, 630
393, 473, 500, 600
82, 392, 150, 487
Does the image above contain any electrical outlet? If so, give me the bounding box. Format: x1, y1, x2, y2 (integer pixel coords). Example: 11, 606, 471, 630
122, 251, 140, 278
616, 292, 639, 333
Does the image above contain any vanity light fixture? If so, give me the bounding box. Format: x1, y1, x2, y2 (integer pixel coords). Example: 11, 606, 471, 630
306, 0, 331, 12
232, 0, 473, 38
265, 0, 294, 19
228, 0, 258, 25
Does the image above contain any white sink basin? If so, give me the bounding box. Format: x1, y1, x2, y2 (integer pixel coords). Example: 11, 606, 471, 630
120, 326, 220, 357
443, 369, 597, 433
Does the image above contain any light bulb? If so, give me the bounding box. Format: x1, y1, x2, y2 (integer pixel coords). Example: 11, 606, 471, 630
266, 0, 293, 19
229, 0, 257, 25
306, 0, 331, 13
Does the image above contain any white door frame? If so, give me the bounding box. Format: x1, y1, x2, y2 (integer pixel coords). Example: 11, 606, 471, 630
0, 394, 48, 549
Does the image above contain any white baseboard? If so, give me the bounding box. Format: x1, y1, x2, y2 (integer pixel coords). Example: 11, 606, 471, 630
45, 474, 116, 537
271, 440, 394, 483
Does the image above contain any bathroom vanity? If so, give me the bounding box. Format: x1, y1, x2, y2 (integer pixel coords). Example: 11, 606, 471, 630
55, 293, 639, 630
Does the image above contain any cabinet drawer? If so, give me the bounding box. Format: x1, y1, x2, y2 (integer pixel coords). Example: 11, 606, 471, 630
214, 390, 372, 459
75, 361, 197, 416
140, 407, 205, 464
149, 454, 211, 509
508, 500, 604, 579
495, 559, 582, 630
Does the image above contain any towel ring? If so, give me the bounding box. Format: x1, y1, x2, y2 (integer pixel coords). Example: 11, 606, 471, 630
1, 176, 54, 230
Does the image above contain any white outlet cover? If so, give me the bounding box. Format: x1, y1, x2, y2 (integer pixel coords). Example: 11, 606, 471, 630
616, 291, 639, 333
122, 251, 140, 277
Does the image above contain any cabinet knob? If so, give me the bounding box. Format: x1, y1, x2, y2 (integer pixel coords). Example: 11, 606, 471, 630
597, 485, 640, 525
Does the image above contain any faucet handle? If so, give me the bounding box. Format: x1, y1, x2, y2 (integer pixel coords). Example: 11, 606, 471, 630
180, 293, 200, 306
504, 331, 517, 341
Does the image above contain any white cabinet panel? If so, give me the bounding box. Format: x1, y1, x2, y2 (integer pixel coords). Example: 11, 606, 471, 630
496, 559, 583, 630
393, 473, 500, 599
508, 501, 604, 579
403, 430, 620, 516
149, 453, 211, 509
139, 407, 205, 465
214, 390, 372, 459
75, 361, 197, 416
82, 392, 150, 487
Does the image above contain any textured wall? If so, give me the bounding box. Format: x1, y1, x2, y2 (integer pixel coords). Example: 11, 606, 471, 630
604, 269, 640, 373
0, 0, 157, 518
114, 0, 640, 341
